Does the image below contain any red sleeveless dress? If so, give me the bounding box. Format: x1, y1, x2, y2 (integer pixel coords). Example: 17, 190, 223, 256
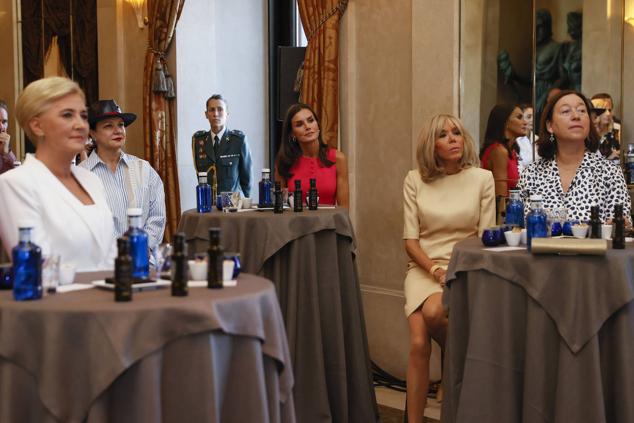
287, 148, 338, 205
481, 143, 519, 194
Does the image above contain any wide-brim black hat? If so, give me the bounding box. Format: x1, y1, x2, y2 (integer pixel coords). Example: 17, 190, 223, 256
88, 99, 137, 128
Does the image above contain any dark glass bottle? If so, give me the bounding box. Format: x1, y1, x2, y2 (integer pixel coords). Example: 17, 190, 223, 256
171, 233, 189, 296
196, 171, 212, 213
308, 178, 318, 210
258, 168, 273, 208
114, 237, 133, 302
293, 179, 303, 212
207, 228, 224, 289
589, 205, 601, 239
613, 204, 625, 249
125, 208, 150, 280
274, 181, 284, 214
12, 223, 42, 301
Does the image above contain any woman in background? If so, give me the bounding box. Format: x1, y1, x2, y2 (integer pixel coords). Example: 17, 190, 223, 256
0, 100, 17, 174
0, 77, 116, 271
480, 104, 527, 196
519, 90, 630, 223
403, 114, 495, 422
275, 103, 349, 207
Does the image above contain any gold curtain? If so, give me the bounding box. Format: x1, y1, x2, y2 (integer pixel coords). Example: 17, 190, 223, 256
297, 0, 348, 148
143, 0, 185, 242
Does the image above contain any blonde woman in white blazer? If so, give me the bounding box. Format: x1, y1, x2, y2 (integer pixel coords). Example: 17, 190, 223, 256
0, 77, 116, 271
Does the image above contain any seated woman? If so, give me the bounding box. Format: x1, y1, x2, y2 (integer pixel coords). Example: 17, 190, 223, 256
480, 104, 527, 196
79, 100, 166, 256
590, 93, 619, 161
518, 90, 631, 223
0, 100, 17, 174
403, 114, 495, 422
0, 77, 116, 271
275, 103, 349, 207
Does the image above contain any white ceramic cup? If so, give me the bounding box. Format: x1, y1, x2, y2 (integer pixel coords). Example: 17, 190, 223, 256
601, 224, 613, 240
504, 230, 521, 247
188, 260, 207, 281
571, 225, 589, 239
242, 197, 252, 209
520, 228, 527, 245
222, 259, 235, 282
58, 263, 76, 285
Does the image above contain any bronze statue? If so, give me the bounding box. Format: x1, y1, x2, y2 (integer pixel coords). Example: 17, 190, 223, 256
562, 12, 582, 93
498, 9, 566, 128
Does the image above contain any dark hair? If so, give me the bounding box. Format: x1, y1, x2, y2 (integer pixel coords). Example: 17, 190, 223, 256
205, 94, 227, 110
591, 92, 613, 103
0, 100, 7, 113
276, 103, 334, 180
537, 90, 599, 160
519, 103, 532, 112
480, 104, 520, 159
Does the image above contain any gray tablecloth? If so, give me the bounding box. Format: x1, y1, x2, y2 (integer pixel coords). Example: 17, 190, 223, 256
0, 273, 295, 423
178, 208, 378, 423
442, 237, 634, 423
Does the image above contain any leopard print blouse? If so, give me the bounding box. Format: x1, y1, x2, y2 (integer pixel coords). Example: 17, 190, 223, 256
517, 151, 631, 223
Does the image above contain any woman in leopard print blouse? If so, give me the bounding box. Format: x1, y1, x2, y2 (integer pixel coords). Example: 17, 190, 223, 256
518, 90, 631, 223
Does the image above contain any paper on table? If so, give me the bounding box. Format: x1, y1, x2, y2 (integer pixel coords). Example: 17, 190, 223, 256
483, 246, 526, 252
188, 280, 237, 287
56, 284, 95, 293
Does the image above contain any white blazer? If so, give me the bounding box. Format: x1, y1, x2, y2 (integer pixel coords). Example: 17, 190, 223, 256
0, 155, 116, 271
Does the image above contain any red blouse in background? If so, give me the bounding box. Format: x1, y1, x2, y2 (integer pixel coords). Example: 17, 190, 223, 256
287, 148, 338, 205
481, 143, 519, 194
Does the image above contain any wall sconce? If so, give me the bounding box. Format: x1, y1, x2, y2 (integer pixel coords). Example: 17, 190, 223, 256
626, 17, 634, 27
125, 0, 148, 29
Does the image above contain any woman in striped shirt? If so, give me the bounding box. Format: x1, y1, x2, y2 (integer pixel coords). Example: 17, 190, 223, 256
80, 100, 166, 256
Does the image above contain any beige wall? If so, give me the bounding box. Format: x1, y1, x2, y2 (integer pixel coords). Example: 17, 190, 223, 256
97, 0, 148, 159
340, 0, 459, 380
0, 0, 18, 156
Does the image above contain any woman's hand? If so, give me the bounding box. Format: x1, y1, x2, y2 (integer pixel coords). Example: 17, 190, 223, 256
432, 267, 447, 287
0, 132, 10, 155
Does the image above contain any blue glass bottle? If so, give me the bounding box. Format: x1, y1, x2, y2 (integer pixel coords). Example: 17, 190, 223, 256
258, 168, 273, 208
196, 171, 212, 213
526, 195, 548, 250
12, 222, 42, 301
125, 208, 150, 280
505, 190, 524, 228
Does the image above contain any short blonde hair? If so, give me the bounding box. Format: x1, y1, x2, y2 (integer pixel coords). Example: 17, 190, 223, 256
416, 114, 480, 182
15, 77, 85, 142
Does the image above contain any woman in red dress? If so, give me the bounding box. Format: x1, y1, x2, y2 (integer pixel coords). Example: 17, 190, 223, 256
275, 103, 349, 207
480, 104, 527, 196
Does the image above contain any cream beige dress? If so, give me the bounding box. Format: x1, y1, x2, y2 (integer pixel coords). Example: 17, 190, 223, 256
403, 167, 495, 316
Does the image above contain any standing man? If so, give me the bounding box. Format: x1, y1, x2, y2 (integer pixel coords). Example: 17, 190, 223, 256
192, 94, 252, 197
0, 100, 17, 174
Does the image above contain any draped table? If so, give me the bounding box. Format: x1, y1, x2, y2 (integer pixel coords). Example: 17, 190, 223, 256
0, 273, 295, 423
442, 237, 634, 423
178, 208, 378, 423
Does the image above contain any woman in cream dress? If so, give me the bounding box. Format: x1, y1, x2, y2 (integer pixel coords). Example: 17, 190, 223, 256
403, 114, 495, 421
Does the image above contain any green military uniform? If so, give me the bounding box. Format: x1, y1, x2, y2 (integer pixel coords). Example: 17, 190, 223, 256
192, 128, 253, 197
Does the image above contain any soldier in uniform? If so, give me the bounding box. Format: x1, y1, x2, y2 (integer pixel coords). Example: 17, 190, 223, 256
192, 94, 253, 198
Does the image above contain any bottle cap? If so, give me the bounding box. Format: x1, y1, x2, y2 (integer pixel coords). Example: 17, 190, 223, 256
209, 227, 221, 239
17, 219, 35, 229
117, 237, 130, 254
127, 208, 142, 217
294, 180, 301, 188
262, 168, 270, 173
529, 194, 543, 201
197, 171, 207, 177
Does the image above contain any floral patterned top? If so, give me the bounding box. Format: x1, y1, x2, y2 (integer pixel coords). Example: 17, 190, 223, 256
517, 151, 631, 223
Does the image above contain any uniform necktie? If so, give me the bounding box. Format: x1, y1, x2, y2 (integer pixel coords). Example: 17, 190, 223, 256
213, 135, 220, 156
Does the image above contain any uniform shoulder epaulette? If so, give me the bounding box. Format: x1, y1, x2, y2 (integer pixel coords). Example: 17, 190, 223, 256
193, 130, 208, 138
229, 129, 244, 137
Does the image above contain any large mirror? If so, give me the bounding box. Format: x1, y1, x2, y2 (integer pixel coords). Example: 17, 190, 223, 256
460, 0, 625, 152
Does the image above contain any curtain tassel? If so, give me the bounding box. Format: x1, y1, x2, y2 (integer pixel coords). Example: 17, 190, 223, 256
164, 68, 176, 99
153, 60, 168, 93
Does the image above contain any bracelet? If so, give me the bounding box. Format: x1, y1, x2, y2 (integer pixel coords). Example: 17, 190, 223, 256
429, 264, 442, 277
